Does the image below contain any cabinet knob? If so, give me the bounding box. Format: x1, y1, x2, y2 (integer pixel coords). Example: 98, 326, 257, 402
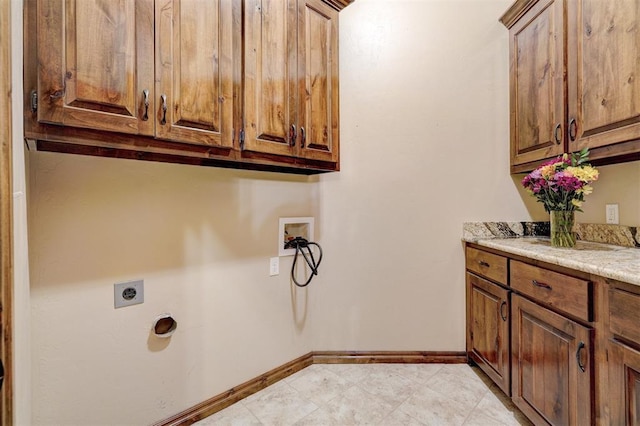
554, 123, 562, 144
300, 126, 306, 148
478, 260, 490, 267
160, 94, 167, 125
142, 89, 149, 121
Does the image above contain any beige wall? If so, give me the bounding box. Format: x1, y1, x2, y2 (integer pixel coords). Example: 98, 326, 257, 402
313, 0, 529, 350
11, 0, 31, 424
28, 154, 319, 424
22, 0, 640, 424
573, 161, 640, 226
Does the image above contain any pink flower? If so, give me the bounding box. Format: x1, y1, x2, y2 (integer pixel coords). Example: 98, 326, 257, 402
555, 174, 583, 191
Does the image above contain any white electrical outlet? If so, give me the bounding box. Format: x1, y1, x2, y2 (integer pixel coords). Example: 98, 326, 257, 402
114, 280, 144, 308
269, 257, 280, 276
606, 204, 619, 224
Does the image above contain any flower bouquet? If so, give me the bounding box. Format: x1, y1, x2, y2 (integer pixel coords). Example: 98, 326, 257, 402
521, 148, 599, 247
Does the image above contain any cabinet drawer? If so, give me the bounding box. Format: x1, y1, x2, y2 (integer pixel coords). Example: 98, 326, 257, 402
510, 260, 591, 322
466, 247, 508, 285
610, 288, 640, 345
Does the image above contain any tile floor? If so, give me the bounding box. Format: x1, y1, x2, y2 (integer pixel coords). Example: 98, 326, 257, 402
194, 363, 532, 425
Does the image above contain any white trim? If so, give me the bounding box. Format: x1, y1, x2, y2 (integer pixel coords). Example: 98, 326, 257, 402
278, 217, 315, 256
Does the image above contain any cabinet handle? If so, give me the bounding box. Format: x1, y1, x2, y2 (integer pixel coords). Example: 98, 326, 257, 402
532, 279, 552, 290
499, 301, 507, 322
160, 94, 167, 125
569, 118, 577, 141
554, 123, 562, 144
576, 341, 586, 372
142, 89, 149, 121
300, 126, 306, 148
289, 124, 297, 147
478, 260, 490, 267
30, 89, 38, 113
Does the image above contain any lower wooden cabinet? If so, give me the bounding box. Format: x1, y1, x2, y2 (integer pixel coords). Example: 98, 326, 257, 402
511, 294, 593, 425
608, 340, 640, 426
465, 243, 640, 425
609, 286, 640, 426
466, 272, 510, 395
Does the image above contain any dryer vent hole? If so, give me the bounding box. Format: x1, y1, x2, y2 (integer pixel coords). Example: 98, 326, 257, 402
154, 317, 176, 335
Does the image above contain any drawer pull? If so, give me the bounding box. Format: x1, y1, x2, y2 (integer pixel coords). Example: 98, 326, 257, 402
499, 301, 508, 322
478, 260, 490, 267
532, 279, 552, 290
576, 341, 586, 372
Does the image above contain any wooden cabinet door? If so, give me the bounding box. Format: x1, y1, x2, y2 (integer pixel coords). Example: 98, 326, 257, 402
609, 340, 640, 426
243, 0, 298, 157
568, 0, 640, 154
466, 273, 511, 395
37, 0, 155, 135
155, 0, 234, 148
511, 295, 593, 426
508, 0, 565, 167
297, 0, 339, 163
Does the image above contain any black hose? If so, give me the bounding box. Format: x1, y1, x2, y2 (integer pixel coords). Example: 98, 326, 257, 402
285, 237, 323, 287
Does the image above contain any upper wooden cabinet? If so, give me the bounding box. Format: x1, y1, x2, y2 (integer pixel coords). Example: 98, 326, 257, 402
501, 0, 640, 173
505, 0, 565, 168
37, 0, 156, 136
567, 1, 640, 156
243, 0, 339, 163
25, 0, 352, 173
35, 0, 233, 149
154, 0, 235, 148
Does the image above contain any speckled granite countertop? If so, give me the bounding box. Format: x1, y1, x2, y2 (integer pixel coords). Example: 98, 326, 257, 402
463, 222, 640, 287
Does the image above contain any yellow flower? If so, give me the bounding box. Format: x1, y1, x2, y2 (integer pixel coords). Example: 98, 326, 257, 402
571, 199, 583, 208
566, 166, 599, 182
580, 185, 593, 195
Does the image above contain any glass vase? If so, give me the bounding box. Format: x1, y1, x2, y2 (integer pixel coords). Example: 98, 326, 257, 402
550, 210, 576, 248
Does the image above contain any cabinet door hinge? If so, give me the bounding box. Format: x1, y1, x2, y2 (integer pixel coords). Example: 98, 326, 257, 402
30, 90, 38, 113
239, 128, 245, 150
